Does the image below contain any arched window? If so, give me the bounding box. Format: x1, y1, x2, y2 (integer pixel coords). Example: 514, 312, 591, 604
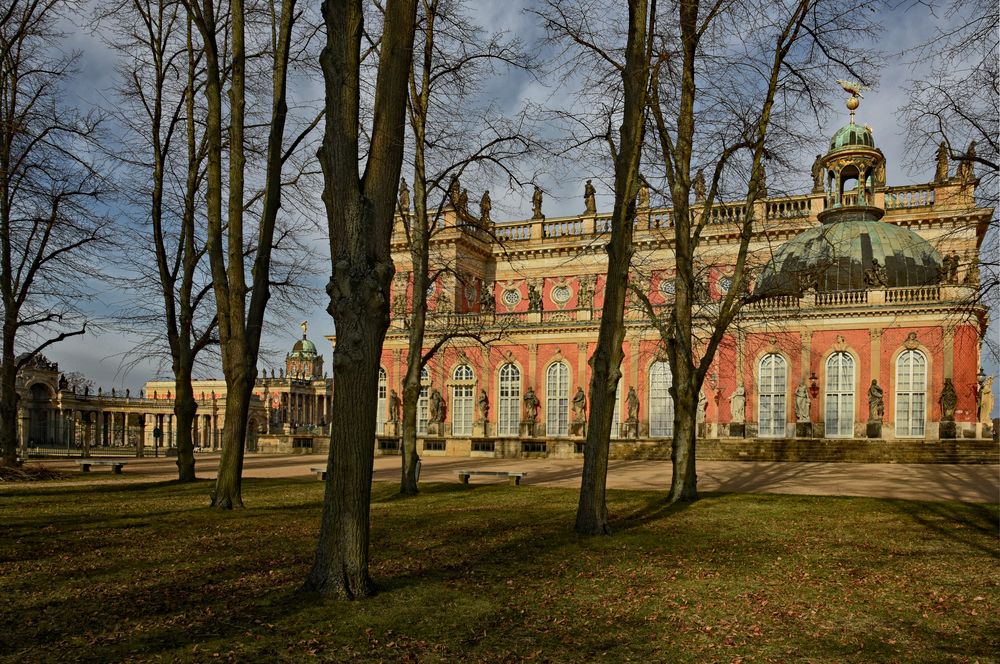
649, 361, 674, 437
895, 350, 927, 437
825, 352, 855, 437
497, 363, 520, 436
758, 354, 787, 437
417, 367, 430, 434
376, 367, 387, 430
546, 362, 570, 436
451, 364, 475, 436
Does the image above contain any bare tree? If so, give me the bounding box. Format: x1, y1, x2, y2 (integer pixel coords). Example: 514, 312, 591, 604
396, 0, 534, 495
899, 0, 998, 362
0, 0, 111, 466
183, 0, 319, 507
304, 0, 417, 599
639, 0, 873, 502
101, 0, 216, 481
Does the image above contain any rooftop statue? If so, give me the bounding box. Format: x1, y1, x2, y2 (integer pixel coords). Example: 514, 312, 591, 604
583, 179, 597, 214
531, 185, 543, 219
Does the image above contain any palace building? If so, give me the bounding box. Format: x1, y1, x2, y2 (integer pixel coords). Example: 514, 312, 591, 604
368, 103, 996, 462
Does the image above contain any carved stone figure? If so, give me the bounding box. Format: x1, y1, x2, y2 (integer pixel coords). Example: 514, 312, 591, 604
577, 277, 594, 310
572, 386, 587, 422
458, 188, 469, 214
935, 142, 949, 182
957, 141, 976, 180
867, 379, 884, 423
584, 179, 597, 214
637, 177, 649, 208
479, 190, 491, 225
978, 376, 994, 425
523, 387, 540, 421
527, 282, 543, 312
795, 381, 811, 423
729, 385, 746, 423
436, 292, 452, 314
480, 281, 495, 313
448, 175, 461, 208
388, 389, 400, 423
940, 378, 958, 421
873, 159, 885, 188
863, 258, 887, 287
697, 391, 707, 424
398, 177, 410, 213
693, 169, 706, 203
963, 262, 980, 285
531, 185, 543, 219
627, 386, 639, 420
811, 154, 824, 192
477, 389, 490, 423
429, 388, 445, 424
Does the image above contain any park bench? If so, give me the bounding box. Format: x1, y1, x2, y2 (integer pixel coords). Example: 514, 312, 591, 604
310, 467, 327, 480
457, 470, 526, 486
76, 460, 127, 474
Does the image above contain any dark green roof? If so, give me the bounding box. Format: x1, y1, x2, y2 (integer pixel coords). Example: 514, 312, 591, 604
290, 337, 317, 358
756, 220, 941, 295
830, 123, 875, 151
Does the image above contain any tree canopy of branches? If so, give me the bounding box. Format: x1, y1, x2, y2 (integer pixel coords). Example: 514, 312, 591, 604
900, 0, 998, 362
0, 0, 111, 466
303, 0, 417, 599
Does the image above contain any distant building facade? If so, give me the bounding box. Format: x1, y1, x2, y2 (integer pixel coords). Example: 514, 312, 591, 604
364, 107, 994, 461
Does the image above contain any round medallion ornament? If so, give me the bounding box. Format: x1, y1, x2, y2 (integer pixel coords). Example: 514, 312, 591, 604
501, 289, 521, 307
717, 276, 732, 294
658, 279, 676, 296
551, 285, 571, 305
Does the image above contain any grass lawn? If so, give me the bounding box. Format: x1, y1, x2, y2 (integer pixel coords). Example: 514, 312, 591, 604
1, 478, 997, 663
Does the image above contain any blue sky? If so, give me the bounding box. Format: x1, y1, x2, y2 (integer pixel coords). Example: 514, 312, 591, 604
40, 0, 997, 398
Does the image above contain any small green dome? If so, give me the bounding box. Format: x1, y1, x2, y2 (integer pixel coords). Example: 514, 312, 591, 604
290, 337, 317, 358
830, 123, 875, 151
757, 220, 941, 295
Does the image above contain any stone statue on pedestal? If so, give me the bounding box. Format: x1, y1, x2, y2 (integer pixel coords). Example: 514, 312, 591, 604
388, 390, 400, 423
795, 382, 810, 423
583, 179, 597, 214
531, 185, 543, 219
523, 387, 540, 422
477, 389, 490, 423
729, 385, 745, 423
429, 389, 445, 424
867, 379, 884, 423
935, 142, 950, 182
479, 190, 491, 225
572, 387, 587, 422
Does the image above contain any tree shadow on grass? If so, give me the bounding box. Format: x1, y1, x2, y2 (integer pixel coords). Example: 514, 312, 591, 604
889, 499, 999, 558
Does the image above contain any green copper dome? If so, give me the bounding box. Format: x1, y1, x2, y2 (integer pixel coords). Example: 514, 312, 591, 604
756, 220, 942, 295
290, 336, 317, 358
829, 123, 875, 151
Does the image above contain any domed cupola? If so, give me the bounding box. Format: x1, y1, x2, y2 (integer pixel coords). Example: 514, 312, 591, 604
285, 322, 323, 379
756, 89, 942, 296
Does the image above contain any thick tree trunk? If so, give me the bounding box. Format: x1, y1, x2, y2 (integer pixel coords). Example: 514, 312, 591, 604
173, 364, 198, 482
305, 253, 389, 598
575, 0, 650, 536
668, 377, 699, 502
0, 337, 19, 466
400, 371, 421, 495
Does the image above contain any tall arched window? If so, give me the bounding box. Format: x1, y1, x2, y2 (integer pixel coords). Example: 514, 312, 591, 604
546, 362, 570, 436
377, 367, 387, 430
895, 350, 927, 437
497, 363, 521, 436
649, 361, 674, 437
417, 367, 430, 434
758, 354, 787, 437
451, 364, 475, 436
825, 352, 855, 437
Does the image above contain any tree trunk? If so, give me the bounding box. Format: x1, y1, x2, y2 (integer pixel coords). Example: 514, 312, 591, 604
211, 346, 252, 508
400, 368, 422, 495
173, 363, 198, 482
305, 250, 388, 598
0, 333, 19, 466
668, 376, 699, 502
575, 0, 650, 536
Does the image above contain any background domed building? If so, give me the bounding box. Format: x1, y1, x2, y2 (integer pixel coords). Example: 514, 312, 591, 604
353, 97, 994, 462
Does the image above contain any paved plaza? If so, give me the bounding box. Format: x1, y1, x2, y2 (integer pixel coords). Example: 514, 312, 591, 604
20, 453, 1000, 503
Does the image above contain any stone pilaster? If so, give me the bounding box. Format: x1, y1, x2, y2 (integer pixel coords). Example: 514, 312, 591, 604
942, 327, 954, 379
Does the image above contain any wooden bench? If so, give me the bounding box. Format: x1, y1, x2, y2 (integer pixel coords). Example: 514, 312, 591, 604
457, 470, 526, 486
310, 467, 327, 480
76, 460, 127, 474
